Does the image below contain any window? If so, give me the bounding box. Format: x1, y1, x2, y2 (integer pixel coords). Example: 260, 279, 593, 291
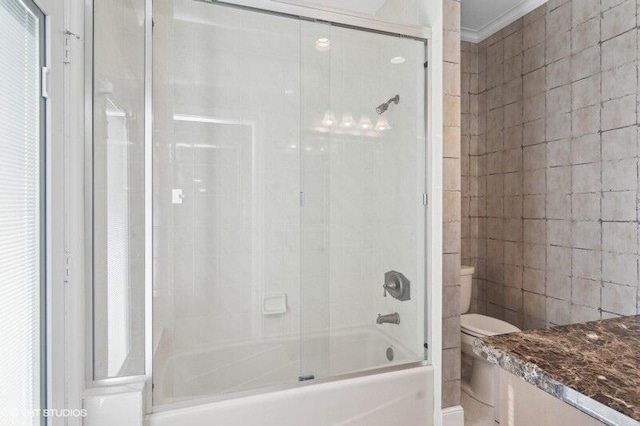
0, 0, 46, 423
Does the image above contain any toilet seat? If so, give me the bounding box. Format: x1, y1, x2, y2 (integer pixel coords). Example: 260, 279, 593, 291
461, 313, 520, 338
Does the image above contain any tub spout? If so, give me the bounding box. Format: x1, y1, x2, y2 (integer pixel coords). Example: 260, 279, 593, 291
376, 312, 400, 325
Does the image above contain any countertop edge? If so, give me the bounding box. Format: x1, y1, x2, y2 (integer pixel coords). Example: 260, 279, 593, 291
473, 338, 639, 426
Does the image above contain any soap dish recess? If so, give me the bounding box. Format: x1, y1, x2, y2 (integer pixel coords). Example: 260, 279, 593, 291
262, 294, 287, 315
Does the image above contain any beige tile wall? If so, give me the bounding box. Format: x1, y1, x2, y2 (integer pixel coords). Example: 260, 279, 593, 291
462, 0, 640, 330
443, 0, 462, 409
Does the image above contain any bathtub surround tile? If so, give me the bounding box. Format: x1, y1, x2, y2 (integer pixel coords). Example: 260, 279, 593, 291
571, 133, 601, 165
602, 126, 638, 160
572, 193, 601, 221
571, 304, 601, 323
461, 0, 640, 329
573, 249, 602, 281
546, 272, 572, 301
547, 2, 571, 35
443, 286, 461, 318
572, 0, 600, 25
443, 348, 462, 382
601, 62, 637, 101
572, 74, 601, 110
602, 252, 639, 286
442, 379, 462, 409
570, 46, 600, 82
602, 95, 637, 131
546, 297, 571, 325
601, 30, 636, 70
602, 191, 638, 221
523, 267, 546, 294
600, 0, 636, 41
524, 15, 546, 48
547, 193, 571, 219
444, 252, 463, 286
602, 222, 639, 254
602, 282, 638, 316
572, 277, 601, 308
573, 107, 601, 139
547, 166, 571, 194
572, 17, 600, 54
571, 221, 601, 250
546, 30, 571, 64
602, 158, 638, 191
546, 57, 571, 89
547, 138, 571, 166
444, 0, 462, 408
443, 316, 462, 350
523, 44, 546, 74
572, 163, 601, 193
523, 291, 546, 322
547, 219, 571, 246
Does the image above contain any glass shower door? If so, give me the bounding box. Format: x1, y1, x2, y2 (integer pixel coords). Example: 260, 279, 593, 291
152, 0, 305, 405
299, 22, 427, 381
149, 0, 426, 407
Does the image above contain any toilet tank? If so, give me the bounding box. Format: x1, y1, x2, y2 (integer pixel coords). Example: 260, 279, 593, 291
460, 265, 475, 314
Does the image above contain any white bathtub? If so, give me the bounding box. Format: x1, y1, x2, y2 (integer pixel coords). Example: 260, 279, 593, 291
155, 326, 421, 404
148, 327, 433, 425
147, 365, 433, 426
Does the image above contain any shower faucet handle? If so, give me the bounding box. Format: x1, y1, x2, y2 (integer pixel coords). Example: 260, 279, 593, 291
383, 281, 398, 297
382, 271, 411, 301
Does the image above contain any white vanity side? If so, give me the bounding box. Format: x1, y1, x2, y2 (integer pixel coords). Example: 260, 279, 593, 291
498, 370, 605, 426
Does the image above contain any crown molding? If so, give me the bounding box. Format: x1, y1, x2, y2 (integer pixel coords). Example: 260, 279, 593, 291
461, 0, 548, 43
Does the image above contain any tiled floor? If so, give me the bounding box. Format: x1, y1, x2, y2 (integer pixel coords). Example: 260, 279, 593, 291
462, 391, 495, 426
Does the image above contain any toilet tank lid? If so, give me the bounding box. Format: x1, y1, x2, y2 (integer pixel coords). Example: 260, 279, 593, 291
461, 314, 520, 336
461, 265, 475, 276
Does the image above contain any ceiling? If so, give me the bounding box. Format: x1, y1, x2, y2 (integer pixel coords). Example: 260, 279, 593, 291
461, 0, 548, 43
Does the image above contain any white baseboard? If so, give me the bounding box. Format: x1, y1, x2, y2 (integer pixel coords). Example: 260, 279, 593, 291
442, 405, 464, 426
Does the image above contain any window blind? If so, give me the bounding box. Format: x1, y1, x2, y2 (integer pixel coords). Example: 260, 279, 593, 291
0, 0, 43, 422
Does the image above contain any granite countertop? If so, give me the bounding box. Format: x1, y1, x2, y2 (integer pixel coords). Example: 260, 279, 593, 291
473, 315, 640, 426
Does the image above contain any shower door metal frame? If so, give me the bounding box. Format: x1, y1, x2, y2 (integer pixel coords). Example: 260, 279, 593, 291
143, 0, 154, 410
144, 0, 432, 413
85, 0, 437, 416
199, 0, 431, 39
84, 0, 148, 390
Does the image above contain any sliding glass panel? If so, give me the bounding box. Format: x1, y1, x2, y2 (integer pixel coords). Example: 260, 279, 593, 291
299, 24, 426, 380
93, 0, 146, 379
324, 27, 426, 371
0, 0, 45, 422
152, 0, 303, 405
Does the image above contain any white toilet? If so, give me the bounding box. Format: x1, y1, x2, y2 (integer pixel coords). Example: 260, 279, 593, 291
460, 265, 520, 407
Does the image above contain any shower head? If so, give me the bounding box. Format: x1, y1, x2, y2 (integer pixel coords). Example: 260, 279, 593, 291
376, 94, 400, 115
